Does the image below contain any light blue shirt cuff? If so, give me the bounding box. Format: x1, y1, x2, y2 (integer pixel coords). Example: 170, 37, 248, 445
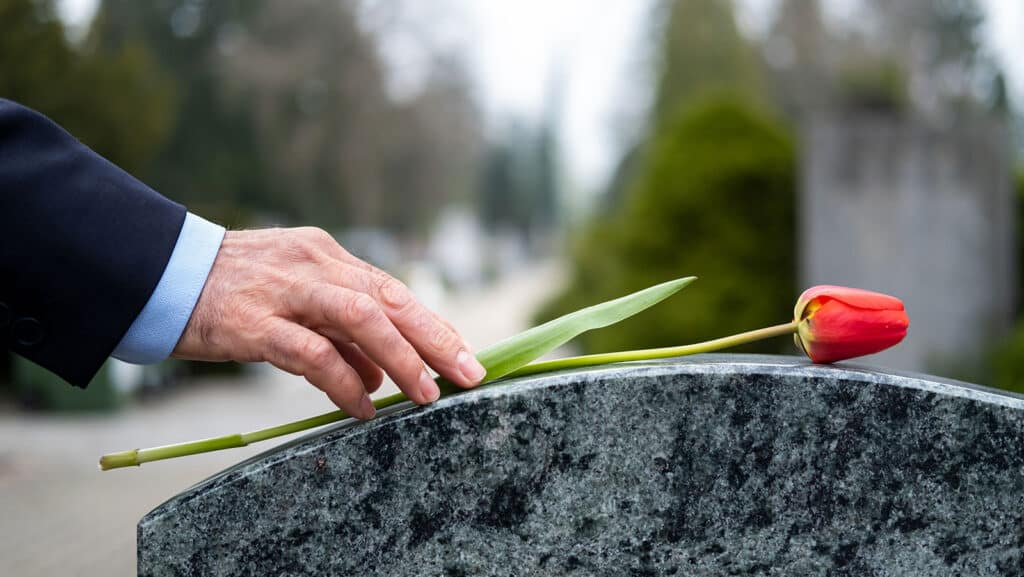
112, 213, 226, 364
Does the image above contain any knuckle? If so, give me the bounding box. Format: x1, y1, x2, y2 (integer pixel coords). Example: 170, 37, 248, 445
401, 350, 427, 377
429, 325, 458, 353
324, 369, 357, 394
235, 296, 270, 327
300, 337, 335, 369
283, 237, 316, 261
376, 274, 411, 310
311, 228, 338, 250
283, 228, 332, 261
344, 293, 380, 326
299, 226, 331, 242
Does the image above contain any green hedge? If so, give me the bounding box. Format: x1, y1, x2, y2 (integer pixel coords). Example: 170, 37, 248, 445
539, 96, 797, 354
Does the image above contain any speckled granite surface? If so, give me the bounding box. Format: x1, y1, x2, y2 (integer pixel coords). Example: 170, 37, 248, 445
138, 355, 1024, 577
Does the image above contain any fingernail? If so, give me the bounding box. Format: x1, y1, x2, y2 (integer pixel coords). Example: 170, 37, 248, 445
360, 396, 376, 419
420, 370, 440, 402
457, 349, 487, 383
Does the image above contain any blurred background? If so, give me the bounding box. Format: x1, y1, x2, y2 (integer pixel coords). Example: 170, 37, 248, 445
1, 0, 1023, 574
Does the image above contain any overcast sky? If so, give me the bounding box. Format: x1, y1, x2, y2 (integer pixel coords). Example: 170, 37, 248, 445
59, 0, 1024, 192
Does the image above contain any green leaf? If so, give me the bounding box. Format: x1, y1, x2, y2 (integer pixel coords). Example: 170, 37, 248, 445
472, 276, 696, 383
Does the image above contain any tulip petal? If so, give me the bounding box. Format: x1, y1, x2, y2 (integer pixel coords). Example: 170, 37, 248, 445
795, 285, 904, 320
800, 299, 909, 363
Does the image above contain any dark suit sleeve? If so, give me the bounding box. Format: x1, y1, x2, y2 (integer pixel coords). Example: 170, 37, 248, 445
0, 99, 187, 387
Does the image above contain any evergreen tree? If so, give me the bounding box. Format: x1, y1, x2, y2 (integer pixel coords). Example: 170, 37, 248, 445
540, 0, 796, 353
652, 0, 762, 124
540, 99, 795, 352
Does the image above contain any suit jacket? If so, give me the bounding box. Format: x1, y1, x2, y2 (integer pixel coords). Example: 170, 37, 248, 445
0, 99, 186, 387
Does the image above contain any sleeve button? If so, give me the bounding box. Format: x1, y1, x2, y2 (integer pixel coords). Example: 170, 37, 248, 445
12, 317, 45, 347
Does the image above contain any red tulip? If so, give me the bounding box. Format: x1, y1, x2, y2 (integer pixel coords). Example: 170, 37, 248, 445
793, 285, 909, 363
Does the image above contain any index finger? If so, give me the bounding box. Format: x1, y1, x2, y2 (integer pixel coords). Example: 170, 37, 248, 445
332, 266, 487, 389
289, 283, 442, 405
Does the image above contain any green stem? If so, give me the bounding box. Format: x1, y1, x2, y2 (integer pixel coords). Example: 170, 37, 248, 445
99, 321, 798, 470
99, 393, 416, 470
505, 321, 800, 378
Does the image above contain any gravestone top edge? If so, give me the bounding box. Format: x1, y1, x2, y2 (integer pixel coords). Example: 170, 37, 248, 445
140, 354, 1024, 527
137, 353, 1024, 577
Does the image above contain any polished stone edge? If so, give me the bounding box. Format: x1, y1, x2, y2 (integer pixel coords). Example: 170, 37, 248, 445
139, 354, 1024, 528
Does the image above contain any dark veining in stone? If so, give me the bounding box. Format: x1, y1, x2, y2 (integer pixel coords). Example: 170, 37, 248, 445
137, 355, 1024, 577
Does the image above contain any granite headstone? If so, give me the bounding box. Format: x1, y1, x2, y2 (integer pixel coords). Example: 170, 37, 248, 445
138, 355, 1024, 576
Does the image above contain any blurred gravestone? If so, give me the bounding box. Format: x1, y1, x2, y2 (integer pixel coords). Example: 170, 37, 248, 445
801, 111, 1014, 373
138, 356, 1024, 576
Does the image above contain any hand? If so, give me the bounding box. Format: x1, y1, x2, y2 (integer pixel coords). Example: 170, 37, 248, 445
172, 227, 487, 419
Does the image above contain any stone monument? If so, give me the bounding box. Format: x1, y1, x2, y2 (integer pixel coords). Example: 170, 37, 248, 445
801, 111, 1015, 374
138, 356, 1024, 576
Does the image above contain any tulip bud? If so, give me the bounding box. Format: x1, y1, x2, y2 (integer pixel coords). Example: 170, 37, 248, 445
793, 285, 909, 364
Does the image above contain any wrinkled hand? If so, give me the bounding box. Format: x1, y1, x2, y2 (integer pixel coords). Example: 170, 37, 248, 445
172, 227, 487, 419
